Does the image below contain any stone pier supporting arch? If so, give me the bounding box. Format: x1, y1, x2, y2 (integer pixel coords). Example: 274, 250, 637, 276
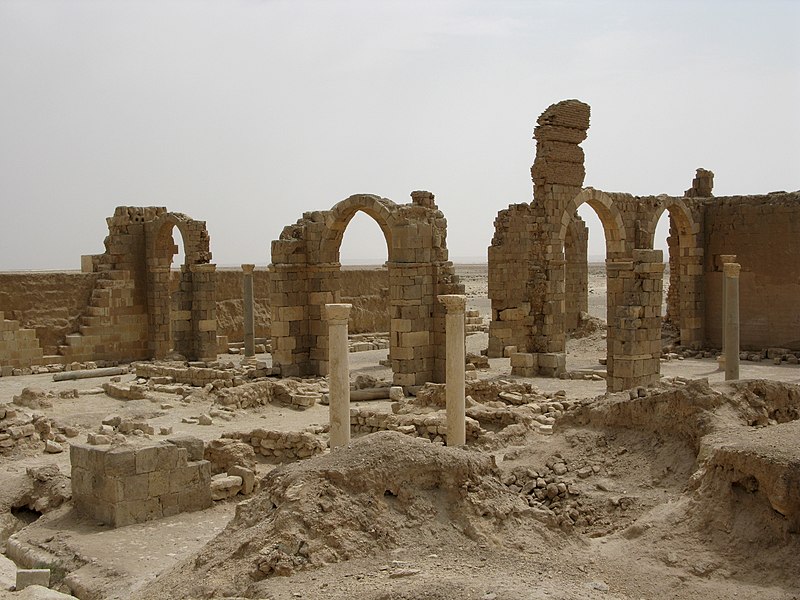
489, 99, 710, 391
269, 191, 463, 386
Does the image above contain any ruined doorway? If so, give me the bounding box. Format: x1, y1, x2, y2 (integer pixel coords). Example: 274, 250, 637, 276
557, 189, 627, 374
145, 212, 214, 361
647, 199, 703, 348
338, 210, 391, 373
270, 192, 463, 385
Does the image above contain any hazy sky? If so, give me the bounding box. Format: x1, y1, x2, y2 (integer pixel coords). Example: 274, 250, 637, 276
1, 0, 798, 270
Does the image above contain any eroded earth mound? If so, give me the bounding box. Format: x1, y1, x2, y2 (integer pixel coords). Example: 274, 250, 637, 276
140, 431, 539, 599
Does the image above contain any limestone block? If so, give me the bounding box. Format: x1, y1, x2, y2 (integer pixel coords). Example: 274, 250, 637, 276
210, 474, 243, 500
166, 435, 205, 461
228, 465, 255, 495
510, 353, 537, 368
15, 570, 50, 591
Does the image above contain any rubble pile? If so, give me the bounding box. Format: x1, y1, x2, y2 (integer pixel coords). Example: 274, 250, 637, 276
214, 378, 326, 410
0, 403, 73, 456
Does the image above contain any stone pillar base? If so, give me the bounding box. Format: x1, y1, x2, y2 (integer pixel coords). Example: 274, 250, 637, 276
510, 352, 565, 378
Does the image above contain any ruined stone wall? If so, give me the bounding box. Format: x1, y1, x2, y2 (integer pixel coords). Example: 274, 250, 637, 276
70, 441, 212, 527
489, 99, 709, 391
702, 192, 800, 351
0, 272, 100, 354
0, 313, 44, 374
487, 204, 537, 357
606, 250, 665, 392
0, 267, 393, 369
270, 192, 462, 385
210, 269, 271, 341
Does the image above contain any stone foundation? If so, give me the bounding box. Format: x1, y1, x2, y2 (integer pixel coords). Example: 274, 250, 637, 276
70, 440, 212, 527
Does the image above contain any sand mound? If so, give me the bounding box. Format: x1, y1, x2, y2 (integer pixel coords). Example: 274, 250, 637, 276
141, 431, 537, 599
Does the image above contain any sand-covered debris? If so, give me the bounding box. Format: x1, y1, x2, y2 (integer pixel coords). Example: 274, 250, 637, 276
140, 431, 537, 599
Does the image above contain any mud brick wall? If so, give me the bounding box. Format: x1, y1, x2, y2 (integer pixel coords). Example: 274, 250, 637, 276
70, 441, 211, 527
703, 193, 800, 351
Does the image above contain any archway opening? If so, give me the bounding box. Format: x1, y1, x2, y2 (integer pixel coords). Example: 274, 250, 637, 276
564, 203, 610, 370
337, 210, 390, 373
653, 209, 677, 344
168, 225, 190, 357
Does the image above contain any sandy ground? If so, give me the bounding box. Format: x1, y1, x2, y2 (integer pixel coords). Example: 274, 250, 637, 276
0, 264, 798, 599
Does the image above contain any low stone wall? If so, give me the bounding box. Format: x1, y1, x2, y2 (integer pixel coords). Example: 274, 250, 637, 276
133, 361, 271, 388
224, 428, 326, 461
213, 379, 324, 410
350, 408, 482, 443
0, 312, 45, 375
70, 441, 212, 527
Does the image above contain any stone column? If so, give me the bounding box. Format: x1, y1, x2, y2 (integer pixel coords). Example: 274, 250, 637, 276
718, 254, 736, 370
724, 262, 741, 381
438, 294, 466, 446
324, 304, 352, 449
241, 264, 255, 359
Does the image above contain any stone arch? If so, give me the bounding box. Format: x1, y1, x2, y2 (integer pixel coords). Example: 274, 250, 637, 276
145, 212, 215, 360
147, 212, 211, 267
558, 188, 627, 257
646, 196, 704, 346
318, 195, 398, 264
548, 188, 628, 377
270, 191, 463, 385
